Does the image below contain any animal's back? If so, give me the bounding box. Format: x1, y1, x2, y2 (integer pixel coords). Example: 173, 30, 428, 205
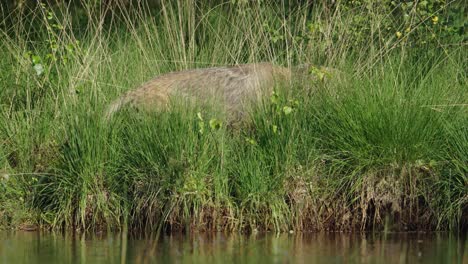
105, 62, 290, 120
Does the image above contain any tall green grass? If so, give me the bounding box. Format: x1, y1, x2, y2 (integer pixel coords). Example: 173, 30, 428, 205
0, 1, 466, 232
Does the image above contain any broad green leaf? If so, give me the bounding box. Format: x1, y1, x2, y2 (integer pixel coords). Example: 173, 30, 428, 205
32, 55, 41, 64
283, 106, 293, 115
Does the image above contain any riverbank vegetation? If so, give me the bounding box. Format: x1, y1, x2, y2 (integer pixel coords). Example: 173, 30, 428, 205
0, 0, 466, 232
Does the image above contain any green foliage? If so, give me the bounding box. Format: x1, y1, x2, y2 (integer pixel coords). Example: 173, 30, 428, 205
303, 0, 466, 53
0, 0, 466, 232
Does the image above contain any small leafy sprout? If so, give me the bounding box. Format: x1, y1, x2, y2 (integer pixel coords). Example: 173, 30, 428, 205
66, 44, 75, 54
23, 51, 32, 59
307, 22, 323, 34
46, 53, 57, 62
32, 55, 41, 64
52, 23, 64, 30
282, 106, 293, 115
30, 54, 44, 76
270, 91, 279, 105
245, 137, 257, 146
49, 40, 58, 51
289, 99, 300, 107
308, 66, 326, 81
263, 23, 283, 43
272, 125, 278, 134
209, 118, 222, 131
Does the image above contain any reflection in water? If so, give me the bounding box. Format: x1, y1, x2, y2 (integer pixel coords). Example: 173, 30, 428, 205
0, 231, 466, 264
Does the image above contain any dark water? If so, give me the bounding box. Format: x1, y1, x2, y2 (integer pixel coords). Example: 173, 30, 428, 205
0, 231, 466, 264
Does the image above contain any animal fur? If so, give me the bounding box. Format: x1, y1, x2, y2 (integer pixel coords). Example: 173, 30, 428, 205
105, 62, 292, 121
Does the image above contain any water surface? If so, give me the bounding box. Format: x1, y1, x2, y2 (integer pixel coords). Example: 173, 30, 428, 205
0, 231, 466, 263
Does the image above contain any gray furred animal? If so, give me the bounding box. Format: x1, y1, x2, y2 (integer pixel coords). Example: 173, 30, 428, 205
105, 62, 292, 121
